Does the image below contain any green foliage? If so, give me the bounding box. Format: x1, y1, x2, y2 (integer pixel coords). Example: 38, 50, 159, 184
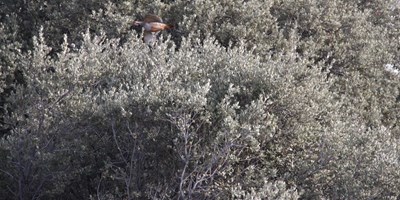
1, 0, 400, 199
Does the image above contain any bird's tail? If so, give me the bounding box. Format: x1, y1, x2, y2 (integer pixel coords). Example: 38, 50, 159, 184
165, 24, 174, 30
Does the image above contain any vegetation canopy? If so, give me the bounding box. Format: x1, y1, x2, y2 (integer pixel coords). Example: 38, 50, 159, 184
0, 0, 399, 199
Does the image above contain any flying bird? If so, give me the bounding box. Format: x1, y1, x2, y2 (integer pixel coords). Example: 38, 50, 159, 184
132, 14, 174, 45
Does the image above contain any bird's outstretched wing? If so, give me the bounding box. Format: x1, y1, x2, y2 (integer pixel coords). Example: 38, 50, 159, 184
143, 14, 163, 23
143, 31, 156, 44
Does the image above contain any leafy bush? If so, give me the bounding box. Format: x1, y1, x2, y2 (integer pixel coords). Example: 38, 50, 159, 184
1, 0, 399, 199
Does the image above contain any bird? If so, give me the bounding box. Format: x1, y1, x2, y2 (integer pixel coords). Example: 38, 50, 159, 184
132, 14, 174, 45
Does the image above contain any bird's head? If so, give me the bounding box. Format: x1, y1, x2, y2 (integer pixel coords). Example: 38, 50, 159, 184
132, 21, 143, 27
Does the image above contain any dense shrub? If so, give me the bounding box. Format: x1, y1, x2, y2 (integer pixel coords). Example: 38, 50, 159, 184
1, 0, 399, 199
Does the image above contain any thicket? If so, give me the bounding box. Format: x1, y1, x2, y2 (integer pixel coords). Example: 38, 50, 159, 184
1, 0, 400, 199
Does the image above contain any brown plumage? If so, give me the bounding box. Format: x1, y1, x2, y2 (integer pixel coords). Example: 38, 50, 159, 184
133, 14, 174, 44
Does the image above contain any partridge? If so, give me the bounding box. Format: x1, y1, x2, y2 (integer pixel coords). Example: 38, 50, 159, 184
133, 14, 174, 44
